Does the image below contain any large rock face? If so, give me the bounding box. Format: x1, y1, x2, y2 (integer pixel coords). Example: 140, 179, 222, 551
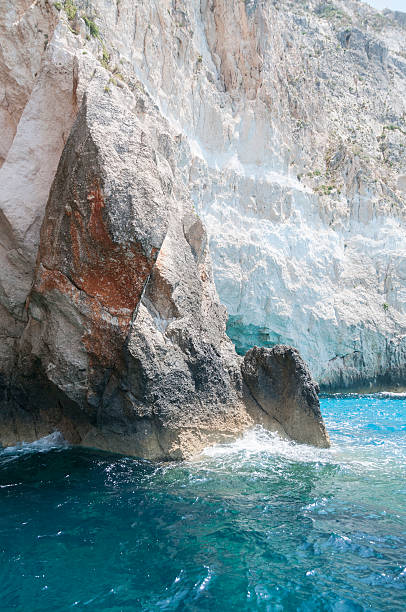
0, 71, 327, 455
3, 0, 404, 453
2, 76, 253, 458
195, 0, 406, 391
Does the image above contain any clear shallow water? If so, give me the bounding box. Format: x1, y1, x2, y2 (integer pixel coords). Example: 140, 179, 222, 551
0, 395, 405, 611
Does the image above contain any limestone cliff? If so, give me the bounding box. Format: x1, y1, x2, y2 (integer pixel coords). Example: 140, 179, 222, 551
196, 0, 406, 391
2, 0, 402, 454
0, 0, 333, 456
13, 0, 402, 393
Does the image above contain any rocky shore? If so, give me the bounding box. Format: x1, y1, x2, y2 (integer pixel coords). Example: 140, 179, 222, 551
5, 0, 404, 455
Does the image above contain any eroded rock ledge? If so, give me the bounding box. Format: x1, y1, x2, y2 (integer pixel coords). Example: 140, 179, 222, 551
0, 339, 330, 458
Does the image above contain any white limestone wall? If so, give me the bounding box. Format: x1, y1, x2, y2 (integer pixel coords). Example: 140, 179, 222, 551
2, 0, 406, 387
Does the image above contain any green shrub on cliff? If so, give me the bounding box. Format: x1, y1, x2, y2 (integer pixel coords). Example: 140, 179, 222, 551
83, 15, 100, 38
63, 0, 77, 21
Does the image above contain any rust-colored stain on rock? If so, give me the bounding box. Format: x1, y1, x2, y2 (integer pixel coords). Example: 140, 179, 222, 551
38, 267, 77, 298
82, 300, 126, 369
35, 178, 159, 368
73, 181, 153, 315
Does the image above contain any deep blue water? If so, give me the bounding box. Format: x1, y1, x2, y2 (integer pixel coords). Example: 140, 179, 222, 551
0, 394, 405, 611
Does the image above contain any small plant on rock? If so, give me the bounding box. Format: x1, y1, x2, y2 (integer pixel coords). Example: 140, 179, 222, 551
63, 0, 77, 21
101, 45, 110, 69
83, 15, 100, 38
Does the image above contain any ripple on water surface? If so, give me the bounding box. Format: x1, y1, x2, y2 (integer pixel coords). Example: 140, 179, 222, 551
0, 394, 405, 611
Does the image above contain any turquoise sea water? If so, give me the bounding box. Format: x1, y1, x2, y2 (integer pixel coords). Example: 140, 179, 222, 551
1, 394, 405, 611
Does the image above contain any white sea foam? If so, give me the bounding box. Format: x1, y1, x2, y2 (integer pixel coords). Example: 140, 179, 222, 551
375, 392, 406, 399
198, 425, 403, 480
0, 431, 68, 455
202, 426, 334, 464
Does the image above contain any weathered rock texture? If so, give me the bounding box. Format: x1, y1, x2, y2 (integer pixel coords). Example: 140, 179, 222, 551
0, 68, 328, 455
4, 0, 402, 452
242, 346, 330, 448
196, 0, 406, 391
0, 74, 250, 458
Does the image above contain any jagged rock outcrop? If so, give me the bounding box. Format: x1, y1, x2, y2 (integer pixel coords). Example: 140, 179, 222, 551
242, 346, 330, 448
1, 77, 250, 458
0, 45, 329, 455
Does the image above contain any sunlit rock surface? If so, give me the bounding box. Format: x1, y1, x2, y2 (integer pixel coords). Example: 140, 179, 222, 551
1, 0, 405, 453
193, 1, 406, 390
